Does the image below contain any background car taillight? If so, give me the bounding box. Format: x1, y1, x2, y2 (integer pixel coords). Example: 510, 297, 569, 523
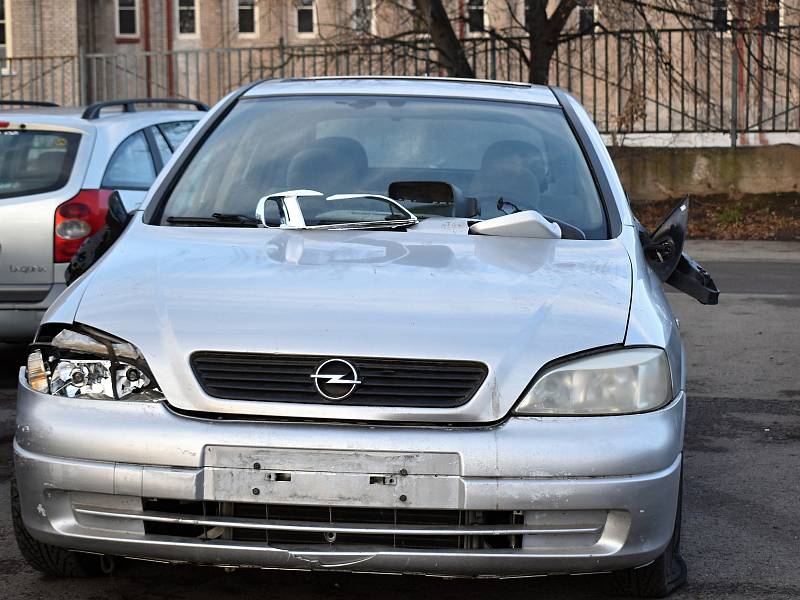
54, 189, 113, 263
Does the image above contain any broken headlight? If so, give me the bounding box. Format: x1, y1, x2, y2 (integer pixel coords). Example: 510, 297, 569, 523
26, 328, 163, 401
514, 347, 672, 416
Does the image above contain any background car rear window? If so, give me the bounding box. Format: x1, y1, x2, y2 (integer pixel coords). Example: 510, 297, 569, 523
158, 120, 196, 149
0, 130, 80, 199
162, 96, 608, 239
102, 130, 156, 190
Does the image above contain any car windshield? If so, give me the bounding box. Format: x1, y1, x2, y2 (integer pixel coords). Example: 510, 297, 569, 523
0, 130, 80, 199
162, 95, 608, 238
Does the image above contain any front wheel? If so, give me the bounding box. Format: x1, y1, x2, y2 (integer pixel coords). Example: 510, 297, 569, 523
612, 465, 687, 598
11, 477, 114, 578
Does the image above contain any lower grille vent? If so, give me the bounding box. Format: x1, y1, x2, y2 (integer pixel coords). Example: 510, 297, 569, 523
139, 500, 528, 550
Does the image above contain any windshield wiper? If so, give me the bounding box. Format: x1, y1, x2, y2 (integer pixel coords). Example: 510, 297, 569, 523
166, 213, 261, 227
497, 197, 522, 215
490, 197, 586, 240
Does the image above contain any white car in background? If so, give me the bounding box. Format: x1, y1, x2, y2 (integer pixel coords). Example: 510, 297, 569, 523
0, 98, 205, 342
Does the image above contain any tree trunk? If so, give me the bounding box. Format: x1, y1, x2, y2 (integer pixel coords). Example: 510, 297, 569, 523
529, 39, 557, 84
526, 0, 576, 85
527, 0, 552, 85
414, 0, 475, 78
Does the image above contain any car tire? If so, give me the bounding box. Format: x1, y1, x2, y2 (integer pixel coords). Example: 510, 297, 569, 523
611, 463, 687, 598
11, 477, 114, 578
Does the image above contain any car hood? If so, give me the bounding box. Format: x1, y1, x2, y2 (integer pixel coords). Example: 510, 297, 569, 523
74, 219, 632, 422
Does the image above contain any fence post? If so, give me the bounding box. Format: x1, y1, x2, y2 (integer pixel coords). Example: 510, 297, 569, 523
425, 43, 431, 76
490, 37, 497, 80
730, 30, 738, 148
279, 37, 286, 78
78, 47, 89, 106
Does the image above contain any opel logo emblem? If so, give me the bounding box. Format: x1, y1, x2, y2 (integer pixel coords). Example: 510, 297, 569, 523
310, 359, 361, 401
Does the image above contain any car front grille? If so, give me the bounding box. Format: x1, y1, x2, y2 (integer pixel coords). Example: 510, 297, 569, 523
190, 352, 488, 408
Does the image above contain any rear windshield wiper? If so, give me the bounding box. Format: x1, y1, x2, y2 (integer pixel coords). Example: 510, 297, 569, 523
166, 213, 261, 227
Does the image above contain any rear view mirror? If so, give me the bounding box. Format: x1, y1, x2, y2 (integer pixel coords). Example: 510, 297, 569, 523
640, 197, 719, 305
388, 181, 479, 218
65, 191, 133, 285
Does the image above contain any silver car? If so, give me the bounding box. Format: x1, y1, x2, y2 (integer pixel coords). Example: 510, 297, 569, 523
13, 79, 718, 597
0, 99, 205, 342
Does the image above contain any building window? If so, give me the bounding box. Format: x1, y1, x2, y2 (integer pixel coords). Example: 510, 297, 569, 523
178, 0, 198, 36
115, 0, 139, 38
712, 0, 728, 31
353, 0, 373, 34
765, 0, 781, 31
0, 0, 7, 63
577, 1, 597, 33
297, 0, 314, 35
467, 0, 485, 33
238, 0, 257, 35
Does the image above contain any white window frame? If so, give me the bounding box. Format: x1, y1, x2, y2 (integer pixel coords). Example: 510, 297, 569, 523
296, 0, 316, 38
114, 0, 140, 39
176, 0, 200, 39
237, 0, 258, 37
764, 0, 784, 28
352, 0, 376, 36
573, 1, 600, 33
466, 0, 487, 35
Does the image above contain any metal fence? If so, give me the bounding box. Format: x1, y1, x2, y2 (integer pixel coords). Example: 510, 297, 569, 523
1, 26, 798, 141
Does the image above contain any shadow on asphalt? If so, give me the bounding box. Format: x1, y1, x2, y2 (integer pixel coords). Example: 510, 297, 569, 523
56, 560, 626, 600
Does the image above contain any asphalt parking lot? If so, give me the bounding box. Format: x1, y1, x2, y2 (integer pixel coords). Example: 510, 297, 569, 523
0, 240, 798, 600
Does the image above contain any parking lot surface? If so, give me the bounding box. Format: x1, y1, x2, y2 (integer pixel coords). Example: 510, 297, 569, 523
0, 240, 798, 599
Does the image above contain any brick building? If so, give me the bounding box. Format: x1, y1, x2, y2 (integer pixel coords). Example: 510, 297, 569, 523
2, 1, 795, 62
1, 1, 798, 137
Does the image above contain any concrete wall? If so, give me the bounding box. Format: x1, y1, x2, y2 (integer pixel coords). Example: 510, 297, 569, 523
609, 144, 800, 202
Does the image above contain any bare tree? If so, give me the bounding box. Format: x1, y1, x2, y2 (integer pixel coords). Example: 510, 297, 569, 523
318, 0, 800, 139
522, 0, 578, 83
413, 0, 475, 77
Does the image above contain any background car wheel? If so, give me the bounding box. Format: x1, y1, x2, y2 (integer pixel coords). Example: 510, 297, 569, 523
612, 462, 687, 598
11, 477, 114, 578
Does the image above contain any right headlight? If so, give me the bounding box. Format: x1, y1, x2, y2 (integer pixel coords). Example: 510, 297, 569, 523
26, 327, 163, 402
514, 347, 673, 416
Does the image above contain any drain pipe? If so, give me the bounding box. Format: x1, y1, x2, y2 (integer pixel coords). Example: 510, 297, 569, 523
166, 0, 175, 96
144, 0, 152, 97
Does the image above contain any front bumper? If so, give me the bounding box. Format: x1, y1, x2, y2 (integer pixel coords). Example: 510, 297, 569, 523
14, 372, 684, 577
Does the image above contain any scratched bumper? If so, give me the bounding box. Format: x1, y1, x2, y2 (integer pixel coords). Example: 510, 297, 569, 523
14, 372, 683, 577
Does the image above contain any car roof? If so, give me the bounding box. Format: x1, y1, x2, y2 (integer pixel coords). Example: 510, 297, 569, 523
0, 107, 202, 130
243, 76, 560, 106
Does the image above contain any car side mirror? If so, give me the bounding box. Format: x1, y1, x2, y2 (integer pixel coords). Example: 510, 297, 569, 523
641, 198, 688, 282
65, 191, 133, 285
639, 197, 719, 305
107, 190, 133, 230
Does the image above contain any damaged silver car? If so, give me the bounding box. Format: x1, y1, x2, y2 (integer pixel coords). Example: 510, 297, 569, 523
13, 78, 718, 597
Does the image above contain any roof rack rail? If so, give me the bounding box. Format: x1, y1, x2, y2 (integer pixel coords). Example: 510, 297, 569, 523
0, 100, 60, 108
82, 98, 209, 120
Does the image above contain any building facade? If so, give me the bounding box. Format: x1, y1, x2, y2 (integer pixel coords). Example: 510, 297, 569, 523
1, 1, 798, 138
